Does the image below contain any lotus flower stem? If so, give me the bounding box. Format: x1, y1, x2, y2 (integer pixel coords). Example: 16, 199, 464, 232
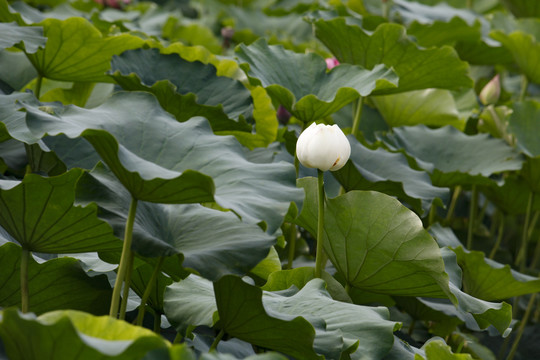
516, 192, 534, 270
519, 75, 528, 102
209, 328, 225, 352
119, 252, 134, 320
507, 293, 537, 360
466, 185, 478, 250
35, 74, 43, 99
109, 197, 138, 318
286, 223, 297, 269
20, 248, 30, 313
489, 214, 505, 259
351, 97, 364, 138
136, 256, 165, 326
153, 309, 161, 333
314, 169, 326, 278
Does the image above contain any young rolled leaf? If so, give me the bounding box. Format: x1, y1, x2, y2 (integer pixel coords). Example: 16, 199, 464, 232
21, 92, 302, 233
236, 39, 398, 122
0, 242, 112, 315
310, 17, 473, 93
0, 308, 171, 359
76, 164, 276, 281
0, 169, 121, 253
109, 48, 253, 132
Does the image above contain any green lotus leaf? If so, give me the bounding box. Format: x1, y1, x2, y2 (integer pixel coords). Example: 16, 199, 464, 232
130, 262, 173, 315
201, 353, 287, 360
0, 308, 170, 359
310, 17, 472, 93
264, 0, 324, 16
491, 30, 540, 84
379, 125, 524, 187
406, 16, 512, 65
371, 89, 468, 130
481, 175, 540, 215
21, 92, 302, 233
109, 48, 253, 132
452, 246, 540, 301
0, 242, 112, 315
220, 86, 278, 150
235, 39, 398, 122
0, 92, 40, 142
322, 189, 451, 297
333, 135, 449, 214
422, 339, 474, 360
296, 182, 512, 335
216, 275, 399, 360
501, 0, 540, 18
25, 17, 145, 83
261, 266, 352, 303
163, 275, 219, 335
508, 100, 540, 157
0, 22, 46, 53
76, 163, 276, 280
0, 169, 121, 253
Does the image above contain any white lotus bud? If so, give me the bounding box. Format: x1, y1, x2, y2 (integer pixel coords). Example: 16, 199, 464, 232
296, 123, 351, 171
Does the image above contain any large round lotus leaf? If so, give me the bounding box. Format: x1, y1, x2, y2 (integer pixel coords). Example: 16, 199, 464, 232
0, 169, 121, 253
0, 22, 46, 53
25, 17, 145, 83
0, 242, 112, 315
76, 164, 276, 281
235, 38, 398, 122
109, 48, 253, 132
21, 92, 302, 233
323, 189, 450, 297
310, 17, 472, 93
0, 308, 170, 360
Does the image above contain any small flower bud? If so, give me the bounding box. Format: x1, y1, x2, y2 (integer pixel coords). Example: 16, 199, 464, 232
325, 58, 340, 70
296, 123, 351, 172
479, 74, 501, 106
276, 105, 291, 125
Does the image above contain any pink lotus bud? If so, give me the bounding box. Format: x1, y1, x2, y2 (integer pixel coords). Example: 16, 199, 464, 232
479, 75, 501, 106
276, 105, 291, 124
325, 58, 340, 70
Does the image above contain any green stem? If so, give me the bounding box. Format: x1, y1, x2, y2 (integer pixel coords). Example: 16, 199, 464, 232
519, 75, 528, 102
507, 294, 537, 360
153, 310, 161, 333
445, 186, 462, 222
408, 319, 416, 336
516, 192, 534, 270
209, 329, 225, 352
314, 169, 326, 278
467, 185, 478, 250
109, 197, 138, 318
489, 213, 505, 259
344, 282, 351, 295
136, 257, 165, 326
286, 223, 297, 270
35, 74, 43, 99
20, 248, 30, 313
530, 232, 540, 270
173, 332, 183, 344
428, 204, 437, 226
119, 252, 134, 320
351, 97, 364, 138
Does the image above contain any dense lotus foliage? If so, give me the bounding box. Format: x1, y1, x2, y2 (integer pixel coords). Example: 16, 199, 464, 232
2, 0, 540, 359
